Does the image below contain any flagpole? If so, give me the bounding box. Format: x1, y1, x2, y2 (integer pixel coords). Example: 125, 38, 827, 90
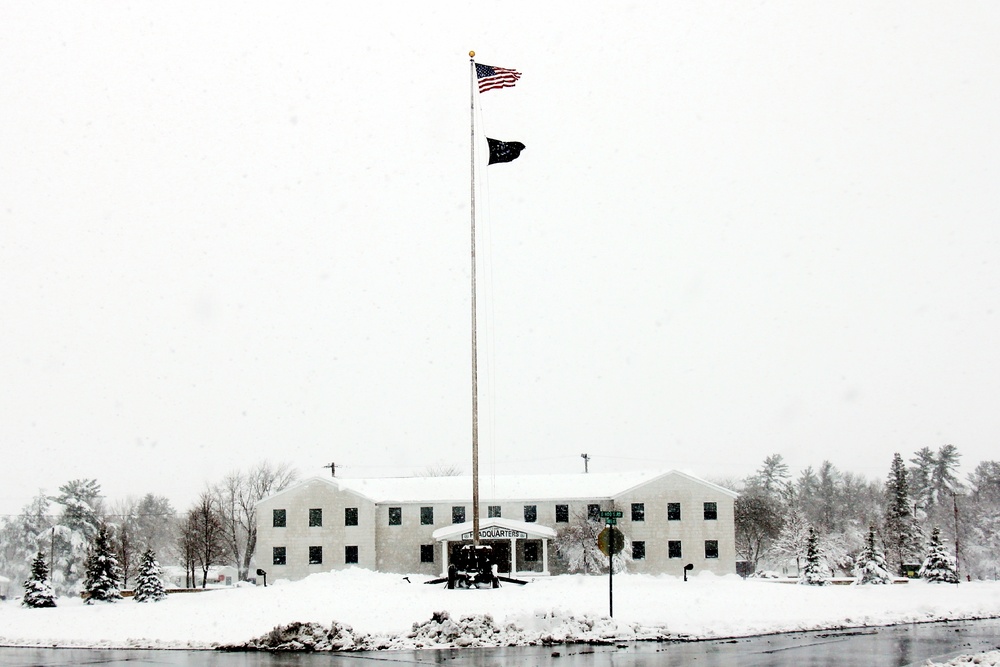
469, 51, 480, 548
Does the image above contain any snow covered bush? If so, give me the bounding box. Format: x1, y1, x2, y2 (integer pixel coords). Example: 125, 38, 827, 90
22, 551, 56, 608
919, 527, 958, 583
133, 548, 167, 602
555, 512, 632, 573
853, 526, 892, 585
799, 527, 829, 586
82, 523, 123, 603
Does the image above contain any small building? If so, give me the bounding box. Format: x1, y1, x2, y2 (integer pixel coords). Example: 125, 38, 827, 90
255, 470, 737, 581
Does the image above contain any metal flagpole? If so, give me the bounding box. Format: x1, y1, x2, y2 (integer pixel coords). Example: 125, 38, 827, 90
469, 52, 480, 547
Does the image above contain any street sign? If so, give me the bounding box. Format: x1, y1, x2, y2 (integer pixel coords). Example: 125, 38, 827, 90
599, 511, 624, 518
597, 526, 626, 556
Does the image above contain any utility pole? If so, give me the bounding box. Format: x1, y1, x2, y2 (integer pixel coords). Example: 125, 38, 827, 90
323, 462, 337, 478
581, 453, 590, 474
953, 491, 960, 583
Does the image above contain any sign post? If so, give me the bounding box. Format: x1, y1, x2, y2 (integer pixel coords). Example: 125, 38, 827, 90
597, 511, 625, 617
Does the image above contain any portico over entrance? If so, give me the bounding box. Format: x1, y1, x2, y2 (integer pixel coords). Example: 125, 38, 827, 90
431, 517, 557, 577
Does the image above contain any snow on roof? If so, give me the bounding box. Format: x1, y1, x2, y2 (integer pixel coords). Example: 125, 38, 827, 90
258, 469, 735, 505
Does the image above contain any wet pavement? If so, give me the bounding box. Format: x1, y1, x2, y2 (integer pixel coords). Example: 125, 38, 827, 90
2, 618, 998, 666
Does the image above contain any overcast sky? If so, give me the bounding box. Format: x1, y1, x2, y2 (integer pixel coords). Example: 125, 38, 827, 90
2, 2, 999, 517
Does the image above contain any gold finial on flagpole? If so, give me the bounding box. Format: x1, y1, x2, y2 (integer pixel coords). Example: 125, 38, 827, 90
469, 51, 475, 58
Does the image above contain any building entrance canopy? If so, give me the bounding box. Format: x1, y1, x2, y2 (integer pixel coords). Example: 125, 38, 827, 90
431, 518, 556, 577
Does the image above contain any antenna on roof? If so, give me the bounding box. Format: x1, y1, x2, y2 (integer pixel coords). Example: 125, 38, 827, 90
323, 462, 337, 477
581, 453, 590, 474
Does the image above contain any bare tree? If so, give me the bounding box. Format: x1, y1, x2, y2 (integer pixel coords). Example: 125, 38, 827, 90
213, 461, 298, 581
735, 488, 785, 572
421, 464, 463, 477
108, 497, 139, 588
188, 491, 228, 588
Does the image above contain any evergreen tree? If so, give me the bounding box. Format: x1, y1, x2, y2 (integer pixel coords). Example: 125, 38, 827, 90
885, 453, 923, 575
82, 524, 123, 603
133, 548, 167, 602
853, 527, 893, 585
919, 527, 958, 583
909, 447, 936, 514
22, 551, 57, 608
799, 527, 829, 585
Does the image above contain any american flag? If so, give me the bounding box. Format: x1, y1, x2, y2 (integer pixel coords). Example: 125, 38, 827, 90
475, 63, 521, 93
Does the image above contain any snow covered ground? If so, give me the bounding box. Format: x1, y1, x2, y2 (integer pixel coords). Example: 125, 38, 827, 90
1, 569, 999, 651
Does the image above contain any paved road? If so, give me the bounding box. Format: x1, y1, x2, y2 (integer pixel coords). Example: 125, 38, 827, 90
2, 619, 999, 666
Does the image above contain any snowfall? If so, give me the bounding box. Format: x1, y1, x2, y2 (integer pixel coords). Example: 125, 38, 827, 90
2, 570, 1000, 663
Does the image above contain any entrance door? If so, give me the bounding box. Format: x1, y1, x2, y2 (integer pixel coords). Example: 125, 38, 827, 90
485, 540, 511, 573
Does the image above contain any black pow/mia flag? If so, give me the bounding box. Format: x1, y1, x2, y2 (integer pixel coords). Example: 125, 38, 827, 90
487, 138, 525, 165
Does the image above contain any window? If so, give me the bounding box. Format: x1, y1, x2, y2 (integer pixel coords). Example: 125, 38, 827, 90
704, 502, 718, 521
420, 507, 434, 525
345, 545, 359, 564
705, 540, 719, 559
631, 503, 645, 522
420, 545, 435, 563
555, 504, 569, 523
308, 546, 323, 565
632, 541, 646, 560
389, 507, 402, 526
345, 507, 358, 526
488, 505, 501, 518
523, 505, 537, 523
668, 541, 682, 559
587, 504, 601, 521
452, 506, 466, 524
668, 503, 681, 521
524, 541, 539, 562
272, 509, 286, 528
272, 546, 286, 565
309, 508, 323, 527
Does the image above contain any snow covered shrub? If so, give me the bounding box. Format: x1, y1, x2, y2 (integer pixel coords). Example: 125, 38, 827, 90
919, 527, 958, 583
133, 548, 167, 602
853, 526, 892, 585
22, 551, 56, 608
82, 523, 123, 603
799, 527, 830, 586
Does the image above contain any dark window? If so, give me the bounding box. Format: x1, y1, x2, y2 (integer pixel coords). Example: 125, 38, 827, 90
587, 504, 601, 521
272, 546, 286, 565
389, 507, 402, 525
488, 505, 501, 518
668, 503, 681, 521
421, 507, 434, 525
632, 541, 646, 560
309, 508, 323, 527
668, 541, 682, 559
705, 540, 719, 559
420, 545, 435, 563
631, 503, 645, 522
524, 541, 539, 562
524, 505, 537, 523
308, 546, 323, 565
555, 504, 569, 523
272, 509, 286, 528
345, 507, 358, 526
704, 502, 718, 521
345, 545, 359, 564
452, 506, 466, 524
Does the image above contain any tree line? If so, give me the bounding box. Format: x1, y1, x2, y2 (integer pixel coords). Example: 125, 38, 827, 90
0, 461, 297, 596
732, 447, 1000, 580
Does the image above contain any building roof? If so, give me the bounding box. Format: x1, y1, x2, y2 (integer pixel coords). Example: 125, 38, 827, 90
259, 469, 737, 506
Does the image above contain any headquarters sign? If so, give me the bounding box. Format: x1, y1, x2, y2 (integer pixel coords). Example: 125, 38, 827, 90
461, 527, 529, 541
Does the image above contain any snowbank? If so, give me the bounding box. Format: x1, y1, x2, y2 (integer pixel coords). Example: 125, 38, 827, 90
0, 569, 998, 651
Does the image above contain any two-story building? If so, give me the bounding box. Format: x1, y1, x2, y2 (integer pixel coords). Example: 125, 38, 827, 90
254, 469, 737, 581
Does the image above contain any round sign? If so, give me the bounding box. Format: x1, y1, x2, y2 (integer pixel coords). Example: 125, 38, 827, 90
597, 527, 626, 556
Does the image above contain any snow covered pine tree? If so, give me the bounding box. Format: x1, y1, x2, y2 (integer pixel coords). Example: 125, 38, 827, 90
853, 526, 893, 585
134, 548, 167, 602
82, 524, 123, 603
799, 527, 829, 585
919, 526, 959, 583
22, 551, 57, 608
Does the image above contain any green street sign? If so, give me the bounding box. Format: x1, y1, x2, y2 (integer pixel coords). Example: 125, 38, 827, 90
599, 511, 624, 518
605, 518, 617, 525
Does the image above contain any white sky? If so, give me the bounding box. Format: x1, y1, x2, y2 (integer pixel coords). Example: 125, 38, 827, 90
2, 2, 999, 517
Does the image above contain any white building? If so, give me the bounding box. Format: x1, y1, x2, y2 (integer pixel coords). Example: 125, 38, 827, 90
255, 470, 737, 581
